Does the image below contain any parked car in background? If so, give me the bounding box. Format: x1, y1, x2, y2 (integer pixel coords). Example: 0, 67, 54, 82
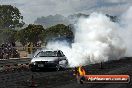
29, 50, 68, 71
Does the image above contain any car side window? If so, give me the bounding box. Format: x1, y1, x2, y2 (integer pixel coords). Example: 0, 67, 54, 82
60, 51, 65, 57
57, 51, 65, 57
57, 51, 62, 57
35, 51, 42, 58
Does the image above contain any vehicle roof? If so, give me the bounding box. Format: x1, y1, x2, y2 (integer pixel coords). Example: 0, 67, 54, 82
41, 49, 61, 52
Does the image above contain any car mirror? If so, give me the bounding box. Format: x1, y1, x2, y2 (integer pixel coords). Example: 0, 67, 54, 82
58, 54, 65, 57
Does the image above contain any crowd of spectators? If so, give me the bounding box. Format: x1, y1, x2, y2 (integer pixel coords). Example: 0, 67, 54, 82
0, 42, 20, 59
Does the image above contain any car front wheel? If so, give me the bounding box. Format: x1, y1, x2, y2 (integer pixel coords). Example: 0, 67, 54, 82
56, 65, 60, 71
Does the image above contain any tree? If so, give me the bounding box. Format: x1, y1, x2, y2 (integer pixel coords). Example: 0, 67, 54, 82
0, 5, 24, 29
0, 29, 17, 44
45, 24, 74, 43
17, 24, 45, 46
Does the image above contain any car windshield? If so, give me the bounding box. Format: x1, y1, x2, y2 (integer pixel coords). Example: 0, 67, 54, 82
37, 51, 58, 57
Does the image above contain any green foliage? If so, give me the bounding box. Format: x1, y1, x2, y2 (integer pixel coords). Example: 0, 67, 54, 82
17, 24, 45, 46
45, 24, 74, 41
46, 24, 72, 37
0, 29, 17, 44
17, 24, 74, 46
0, 5, 24, 29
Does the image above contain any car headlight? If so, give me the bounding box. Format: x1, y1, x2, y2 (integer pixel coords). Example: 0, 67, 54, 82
32, 62, 36, 65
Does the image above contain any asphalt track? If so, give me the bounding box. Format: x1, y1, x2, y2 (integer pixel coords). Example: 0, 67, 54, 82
0, 57, 132, 88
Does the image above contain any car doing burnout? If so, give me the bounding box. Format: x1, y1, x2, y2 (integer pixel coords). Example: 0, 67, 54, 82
29, 50, 68, 71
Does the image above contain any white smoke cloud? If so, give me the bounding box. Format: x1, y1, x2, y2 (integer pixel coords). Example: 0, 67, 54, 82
46, 12, 126, 67
119, 6, 132, 56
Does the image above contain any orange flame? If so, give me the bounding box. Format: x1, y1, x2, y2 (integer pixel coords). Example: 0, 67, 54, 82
78, 66, 86, 76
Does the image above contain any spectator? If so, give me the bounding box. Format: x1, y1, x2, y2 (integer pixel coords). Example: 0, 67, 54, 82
0, 42, 20, 59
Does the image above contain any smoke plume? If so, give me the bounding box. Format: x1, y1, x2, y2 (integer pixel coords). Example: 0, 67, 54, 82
119, 6, 132, 56
46, 7, 132, 67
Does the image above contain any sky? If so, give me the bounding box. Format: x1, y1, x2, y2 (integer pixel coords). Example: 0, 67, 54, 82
1, 0, 132, 24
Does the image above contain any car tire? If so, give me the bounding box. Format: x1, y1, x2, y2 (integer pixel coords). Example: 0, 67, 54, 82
59, 60, 68, 70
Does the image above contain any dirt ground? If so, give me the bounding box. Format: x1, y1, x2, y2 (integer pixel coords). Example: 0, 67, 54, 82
0, 57, 132, 88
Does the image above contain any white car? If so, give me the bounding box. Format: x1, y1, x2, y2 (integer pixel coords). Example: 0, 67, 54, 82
29, 50, 68, 71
